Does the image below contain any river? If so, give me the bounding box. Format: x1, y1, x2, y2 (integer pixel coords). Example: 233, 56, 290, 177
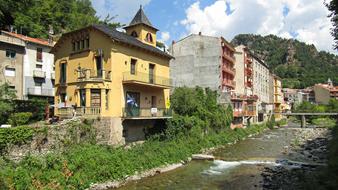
116, 125, 330, 190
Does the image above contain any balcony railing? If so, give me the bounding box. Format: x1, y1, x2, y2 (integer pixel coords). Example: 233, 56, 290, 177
122, 107, 172, 118
233, 110, 244, 117
245, 68, 252, 76
57, 107, 101, 118
123, 72, 171, 88
223, 66, 235, 76
33, 70, 46, 78
223, 52, 236, 63
77, 69, 111, 82
27, 88, 54, 97
223, 80, 236, 89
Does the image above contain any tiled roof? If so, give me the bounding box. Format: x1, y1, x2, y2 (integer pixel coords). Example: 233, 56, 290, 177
92, 24, 172, 59
1, 31, 52, 47
123, 6, 158, 31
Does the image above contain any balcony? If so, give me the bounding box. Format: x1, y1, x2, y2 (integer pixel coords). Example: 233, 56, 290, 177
57, 107, 101, 118
233, 110, 244, 117
245, 68, 252, 76
245, 81, 253, 87
33, 70, 46, 78
222, 66, 235, 76
246, 57, 253, 64
223, 53, 236, 63
51, 72, 55, 80
0, 35, 25, 47
223, 80, 236, 89
77, 69, 111, 82
27, 88, 54, 97
122, 107, 172, 119
123, 72, 171, 89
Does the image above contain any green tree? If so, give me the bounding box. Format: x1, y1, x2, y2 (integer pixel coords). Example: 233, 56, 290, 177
0, 83, 16, 124
1, 0, 121, 39
326, 0, 338, 50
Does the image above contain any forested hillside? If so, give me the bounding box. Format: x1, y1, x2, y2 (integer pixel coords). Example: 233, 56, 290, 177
0, 0, 120, 39
231, 34, 338, 88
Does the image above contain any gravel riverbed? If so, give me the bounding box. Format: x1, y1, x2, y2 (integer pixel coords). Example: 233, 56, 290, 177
261, 128, 331, 189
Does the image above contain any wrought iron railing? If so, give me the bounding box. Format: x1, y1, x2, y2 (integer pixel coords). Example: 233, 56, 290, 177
77, 69, 111, 82
123, 72, 171, 87
122, 107, 172, 118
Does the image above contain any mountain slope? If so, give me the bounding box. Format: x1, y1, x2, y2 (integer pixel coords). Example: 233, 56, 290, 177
231, 34, 338, 88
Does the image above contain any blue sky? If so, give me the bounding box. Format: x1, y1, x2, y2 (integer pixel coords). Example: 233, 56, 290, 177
92, 0, 336, 54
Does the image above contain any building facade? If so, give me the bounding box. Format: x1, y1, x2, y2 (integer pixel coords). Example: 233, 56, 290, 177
53, 7, 172, 143
314, 79, 338, 104
251, 52, 272, 122
271, 74, 283, 119
0, 32, 25, 99
0, 31, 54, 101
169, 34, 236, 105
233, 45, 257, 127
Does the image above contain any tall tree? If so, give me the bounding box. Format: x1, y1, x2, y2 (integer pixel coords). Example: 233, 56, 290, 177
0, 0, 121, 39
327, 0, 338, 50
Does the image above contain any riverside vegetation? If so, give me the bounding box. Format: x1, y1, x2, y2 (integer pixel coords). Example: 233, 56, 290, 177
0, 87, 271, 190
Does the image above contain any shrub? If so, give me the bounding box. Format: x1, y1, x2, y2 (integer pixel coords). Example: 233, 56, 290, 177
266, 115, 276, 129
8, 112, 33, 126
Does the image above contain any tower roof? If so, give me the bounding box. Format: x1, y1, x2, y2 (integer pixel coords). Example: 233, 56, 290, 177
124, 5, 158, 31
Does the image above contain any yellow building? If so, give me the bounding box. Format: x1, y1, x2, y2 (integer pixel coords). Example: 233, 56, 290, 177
52, 7, 173, 143
272, 75, 283, 119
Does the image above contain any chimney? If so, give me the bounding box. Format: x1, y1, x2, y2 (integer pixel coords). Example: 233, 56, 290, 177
172, 40, 175, 45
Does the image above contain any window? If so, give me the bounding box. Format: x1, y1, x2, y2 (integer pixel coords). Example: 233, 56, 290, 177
36, 48, 43, 62
34, 81, 42, 87
85, 38, 89, 49
60, 63, 67, 84
131, 31, 138, 37
6, 49, 16, 58
72, 42, 76, 51
36, 64, 42, 69
4, 67, 15, 77
130, 59, 137, 75
145, 33, 153, 43
80, 40, 84, 49
76, 41, 80, 51
106, 89, 109, 110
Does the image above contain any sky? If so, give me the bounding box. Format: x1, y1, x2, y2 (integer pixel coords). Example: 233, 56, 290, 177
91, 0, 336, 54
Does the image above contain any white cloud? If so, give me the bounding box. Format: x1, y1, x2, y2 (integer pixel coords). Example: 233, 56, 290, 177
91, 0, 151, 24
180, 0, 336, 53
159, 31, 171, 42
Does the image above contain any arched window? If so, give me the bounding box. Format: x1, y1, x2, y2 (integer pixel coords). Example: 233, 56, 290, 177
145, 33, 153, 43
131, 31, 138, 37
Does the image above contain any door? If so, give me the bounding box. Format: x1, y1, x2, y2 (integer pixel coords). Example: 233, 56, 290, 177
80, 89, 86, 107
126, 92, 140, 117
151, 96, 157, 108
90, 89, 101, 107
95, 56, 102, 78
149, 64, 155, 84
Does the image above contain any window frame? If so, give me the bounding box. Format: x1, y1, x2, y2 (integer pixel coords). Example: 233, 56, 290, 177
36, 47, 43, 62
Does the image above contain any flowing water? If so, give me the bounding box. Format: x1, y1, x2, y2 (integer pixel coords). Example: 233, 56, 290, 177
116, 127, 325, 190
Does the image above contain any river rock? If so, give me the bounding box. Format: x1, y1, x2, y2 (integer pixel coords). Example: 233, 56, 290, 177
192, 154, 215, 161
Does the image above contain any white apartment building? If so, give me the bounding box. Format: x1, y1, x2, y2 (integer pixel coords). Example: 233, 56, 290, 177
1, 31, 54, 103
251, 52, 272, 122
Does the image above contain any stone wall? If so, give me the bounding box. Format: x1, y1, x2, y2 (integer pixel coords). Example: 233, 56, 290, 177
5, 117, 125, 161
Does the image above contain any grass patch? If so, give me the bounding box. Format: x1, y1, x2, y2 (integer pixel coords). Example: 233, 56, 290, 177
0, 124, 267, 190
